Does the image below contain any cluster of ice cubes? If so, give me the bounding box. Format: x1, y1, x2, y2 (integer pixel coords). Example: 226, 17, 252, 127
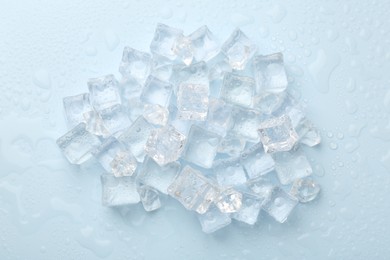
57, 24, 322, 233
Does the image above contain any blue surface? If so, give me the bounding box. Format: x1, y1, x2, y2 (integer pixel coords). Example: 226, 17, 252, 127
1, 0, 390, 259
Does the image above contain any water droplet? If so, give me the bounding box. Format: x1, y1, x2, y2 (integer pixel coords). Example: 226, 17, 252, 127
329, 142, 338, 150
267, 4, 287, 23
33, 69, 51, 89
346, 78, 356, 92
104, 31, 120, 51
345, 99, 358, 114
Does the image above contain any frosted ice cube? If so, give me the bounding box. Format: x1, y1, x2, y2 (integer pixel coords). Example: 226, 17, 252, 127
176, 82, 209, 121
189, 25, 219, 62
100, 174, 140, 207
206, 98, 233, 136
290, 178, 320, 203
138, 185, 161, 212
93, 137, 137, 177
173, 35, 193, 65
88, 74, 121, 111
137, 156, 180, 194
140, 76, 173, 107
241, 147, 275, 179
262, 187, 298, 223
215, 188, 242, 213
183, 125, 221, 168
63, 93, 93, 128
218, 134, 246, 157
230, 107, 264, 142
118, 116, 155, 162
150, 23, 183, 60
168, 166, 218, 214
214, 158, 247, 187
295, 118, 321, 147
221, 73, 255, 108
197, 205, 231, 234
232, 192, 264, 225
119, 47, 152, 84
143, 104, 169, 126
253, 53, 288, 93
221, 29, 257, 70
145, 125, 186, 166
56, 123, 101, 165
99, 105, 131, 135
273, 148, 313, 185
258, 115, 299, 153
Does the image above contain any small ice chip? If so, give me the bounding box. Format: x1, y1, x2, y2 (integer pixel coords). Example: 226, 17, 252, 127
290, 178, 320, 203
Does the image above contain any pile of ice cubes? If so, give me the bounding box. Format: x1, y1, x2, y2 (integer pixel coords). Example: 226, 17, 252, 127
57, 24, 322, 233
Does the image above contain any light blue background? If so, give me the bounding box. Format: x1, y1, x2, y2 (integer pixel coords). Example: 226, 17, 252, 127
1, 0, 390, 259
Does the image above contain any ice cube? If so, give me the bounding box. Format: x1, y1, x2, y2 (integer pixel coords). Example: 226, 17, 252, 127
253, 53, 288, 93
100, 174, 140, 207
197, 205, 231, 233
183, 125, 221, 168
120, 77, 143, 105
253, 92, 286, 115
272, 148, 313, 185
119, 47, 152, 84
93, 137, 137, 177
241, 146, 275, 179
118, 116, 155, 162
189, 25, 219, 62
221, 73, 255, 108
88, 74, 121, 111
214, 158, 247, 187
232, 191, 264, 225
138, 185, 161, 212
150, 23, 183, 61
150, 59, 174, 82
56, 123, 101, 164
218, 134, 246, 156
99, 105, 132, 135
83, 110, 110, 138
140, 76, 173, 107
221, 29, 257, 70
168, 165, 218, 214
230, 107, 264, 142
215, 188, 242, 213
145, 125, 186, 166
143, 104, 169, 126
206, 98, 233, 136
295, 118, 321, 147
137, 156, 180, 194
173, 35, 193, 65
176, 82, 209, 121
246, 176, 275, 200
170, 61, 209, 91
258, 115, 299, 153
63, 93, 93, 128
290, 178, 320, 203
262, 187, 298, 223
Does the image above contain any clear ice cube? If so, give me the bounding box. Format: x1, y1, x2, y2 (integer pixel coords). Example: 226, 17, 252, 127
241, 146, 275, 179
272, 148, 313, 185
56, 122, 101, 164
176, 83, 209, 121
137, 156, 180, 194
206, 98, 233, 137
221, 73, 255, 108
118, 116, 155, 162
143, 104, 169, 126
253, 92, 286, 115
83, 110, 110, 138
63, 93, 93, 128
140, 76, 173, 107
221, 29, 257, 70
150, 23, 183, 61
99, 104, 132, 135
230, 107, 264, 142
119, 47, 152, 84
88, 74, 121, 111
246, 176, 275, 200
189, 25, 219, 62
101, 174, 140, 207
138, 185, 161, 212
170, 61, 209, 91
253, 53, 288, 94
262, 187, 298, 223
218, 134, 246, 157
232, 192, 264, 225
197, 205, 231, 234
258, 115, 299, 153
173, 35, 193, 65
214, 158, 247, 187
145, 125, 186, 166
295, 118, 321, 147
168, 166, 218, 214
183, 125, 221, 168
93, 137, 137, 177
290, 178, 320, 203
215, 188, 243, 213
120, 77, 143, 106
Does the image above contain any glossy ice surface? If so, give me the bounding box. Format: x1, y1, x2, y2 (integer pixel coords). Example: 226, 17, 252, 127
1, 1, 390, 259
